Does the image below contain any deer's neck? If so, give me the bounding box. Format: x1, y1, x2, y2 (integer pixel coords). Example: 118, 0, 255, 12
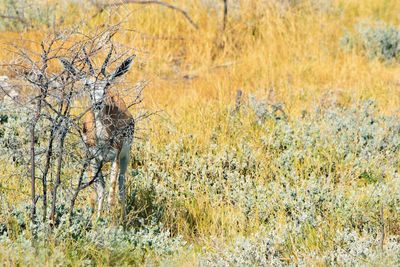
92, 105, 108, 140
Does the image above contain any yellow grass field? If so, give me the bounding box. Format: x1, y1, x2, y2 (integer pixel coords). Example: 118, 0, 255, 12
1, 0, 400, 265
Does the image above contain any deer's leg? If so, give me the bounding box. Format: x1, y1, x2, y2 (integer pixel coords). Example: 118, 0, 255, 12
93, 162, 105, 219
108, 159, 119, 209
95, 174, 105, 218
118, 144, 131, 220
87, 160, 97, 214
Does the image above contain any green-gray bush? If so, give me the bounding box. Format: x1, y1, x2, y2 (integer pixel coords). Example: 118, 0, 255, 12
2, 99, 400, 265
341, 21, 400, 62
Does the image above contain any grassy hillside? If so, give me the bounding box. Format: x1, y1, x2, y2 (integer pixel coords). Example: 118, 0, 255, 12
0, 0, 400, 265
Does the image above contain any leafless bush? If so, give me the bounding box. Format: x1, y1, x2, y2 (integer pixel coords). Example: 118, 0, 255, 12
1, 25, 147, 228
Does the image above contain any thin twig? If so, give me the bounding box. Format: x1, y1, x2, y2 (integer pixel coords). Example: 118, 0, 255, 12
380, 201, 385, 251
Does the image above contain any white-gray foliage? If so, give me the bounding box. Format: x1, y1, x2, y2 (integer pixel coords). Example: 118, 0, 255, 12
342, 21, 400, 62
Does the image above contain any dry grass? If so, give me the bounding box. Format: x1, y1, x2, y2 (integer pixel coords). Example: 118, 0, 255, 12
1, 0, 400, 115
1, 0, 400, 265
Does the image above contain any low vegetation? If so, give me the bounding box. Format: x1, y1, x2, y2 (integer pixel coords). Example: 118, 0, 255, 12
0, 0, 400, 265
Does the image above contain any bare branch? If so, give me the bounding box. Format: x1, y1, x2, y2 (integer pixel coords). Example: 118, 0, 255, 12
223, 0, 228, 31
0, 13, 28, 27
96, 0, 199, 30
83, 47, 95, 75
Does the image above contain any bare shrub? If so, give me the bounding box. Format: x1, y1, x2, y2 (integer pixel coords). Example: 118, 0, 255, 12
2, 25, 146, 227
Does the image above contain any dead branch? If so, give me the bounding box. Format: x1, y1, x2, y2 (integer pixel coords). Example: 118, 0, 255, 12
41, 124, 56, 222
0, 14, 29, 27
49, 120, 68, 224
235, 88, 242, 113
223, 0, 228, 31
94, 0, 199, 30
380, 201, 385, 251
69, 159, 90, 222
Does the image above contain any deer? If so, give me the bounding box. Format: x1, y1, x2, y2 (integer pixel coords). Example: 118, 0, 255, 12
59, 46, 135, 220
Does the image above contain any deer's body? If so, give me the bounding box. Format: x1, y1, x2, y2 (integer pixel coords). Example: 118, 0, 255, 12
60, 47, 135, 220
83, 89, 134, 151
83, 89, 134, 216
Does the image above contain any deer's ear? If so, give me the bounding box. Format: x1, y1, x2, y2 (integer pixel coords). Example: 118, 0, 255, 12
59, 58, 79, 76
109, 55, 135, 81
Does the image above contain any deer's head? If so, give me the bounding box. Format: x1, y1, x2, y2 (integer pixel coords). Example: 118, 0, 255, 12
59, 45, 134, 109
